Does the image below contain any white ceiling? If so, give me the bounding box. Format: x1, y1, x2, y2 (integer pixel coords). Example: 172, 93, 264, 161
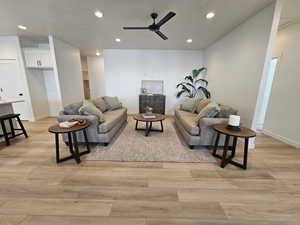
0, 0, 275, 55
280, 0, 300, 29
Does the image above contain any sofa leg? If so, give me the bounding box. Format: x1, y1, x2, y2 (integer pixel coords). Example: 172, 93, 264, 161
103, 143, 109, 147
189, 145, 194, 149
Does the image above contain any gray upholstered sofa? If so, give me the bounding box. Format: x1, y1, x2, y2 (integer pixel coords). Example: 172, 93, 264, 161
175, 101, 237, 149
57, 101, 127, 145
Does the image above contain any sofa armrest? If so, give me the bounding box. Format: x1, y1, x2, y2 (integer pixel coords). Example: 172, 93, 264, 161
199, 118, 229, 128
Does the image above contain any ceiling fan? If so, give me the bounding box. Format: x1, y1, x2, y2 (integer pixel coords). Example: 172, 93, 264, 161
123, 12, 176, 40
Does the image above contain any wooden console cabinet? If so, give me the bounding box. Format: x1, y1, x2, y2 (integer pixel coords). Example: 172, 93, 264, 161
139, 94, 166, 114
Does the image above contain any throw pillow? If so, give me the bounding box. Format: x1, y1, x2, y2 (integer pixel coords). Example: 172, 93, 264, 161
93, 97, 108, 112
195, 101, 221, 121
79, 100, 105, 123
196, 99, 211, 114
103, 96, 122, 111
63, 102, 83, 115
218, 104, 238, 118
180, 98, 200, 113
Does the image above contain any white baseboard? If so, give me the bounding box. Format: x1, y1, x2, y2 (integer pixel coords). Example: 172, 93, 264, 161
262, 129, 300, 149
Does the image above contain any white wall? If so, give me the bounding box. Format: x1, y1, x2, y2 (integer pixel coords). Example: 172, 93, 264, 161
49, 36, 84, 107
42, 70, 61, 117
0, 36, 34, 120
103, 49, 204, 114
263, 22, 300, 149
25, 69, 49, 119
87, 56, 105, 99
204, 3, 278, 128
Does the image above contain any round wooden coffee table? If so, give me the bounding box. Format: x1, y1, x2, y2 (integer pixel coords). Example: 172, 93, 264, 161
48, 121, 90, 164
212, 124, 256, 170
133, 114, 166, 136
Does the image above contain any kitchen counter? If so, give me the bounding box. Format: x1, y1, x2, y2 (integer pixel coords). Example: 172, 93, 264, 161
0, 99, 24, 105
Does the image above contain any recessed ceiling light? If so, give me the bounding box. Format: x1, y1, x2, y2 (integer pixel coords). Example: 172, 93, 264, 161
94, 10, 103, 18
206, 12, 215, 19
115, 38, 121, 42
96, 51, 101, 56
187, 39, 192, 43
17, 25, 27, 30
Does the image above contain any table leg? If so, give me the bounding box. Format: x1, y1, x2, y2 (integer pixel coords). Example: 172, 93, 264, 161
213, 132, 220, 156
221, 135, 230, 168
55, 133, 60, 163
145, 122, 152, 136
243, 137, 249, 170
83, 129, 90, 153
231, 136, 238, 158
135, 120, 138, 130
72, 132, 81, 164
160, 120, 164, 132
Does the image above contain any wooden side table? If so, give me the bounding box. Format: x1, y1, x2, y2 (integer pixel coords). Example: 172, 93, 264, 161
48, 121, 90, 164
212, 124, 256, 170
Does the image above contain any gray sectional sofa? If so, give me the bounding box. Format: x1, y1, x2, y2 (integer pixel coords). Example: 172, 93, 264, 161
57, 100, 127, 145
175, 101, 238, 149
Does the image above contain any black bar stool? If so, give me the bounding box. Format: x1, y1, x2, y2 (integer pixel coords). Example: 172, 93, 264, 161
0, 114, 28, 146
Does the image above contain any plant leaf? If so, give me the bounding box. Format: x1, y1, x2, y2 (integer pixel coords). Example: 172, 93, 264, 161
176, 90, 186, 98
184, 75, 194, 83
198, 67, 207, 74
195, 79, 208, 87
198, 86, 211, 99
192, 69, 200, 79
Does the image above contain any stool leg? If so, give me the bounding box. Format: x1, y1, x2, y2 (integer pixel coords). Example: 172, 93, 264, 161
221, 135, 230, 168
0, 120, 10, 146
16, 116, 28, 138
55, 133, 60, 163
243, 137, 249, 170
83, 129, 90, 153
8, 118, 15, 138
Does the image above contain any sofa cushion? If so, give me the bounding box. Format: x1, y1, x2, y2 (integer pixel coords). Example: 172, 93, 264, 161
103, 96, 123, 111
79, 100, 105, 123
180, 98, 200, 113
175, 109, 200, 136
196, 102, 220, 119
218, 104, 238, 118
195, 99, 211, 114
93, 97, 108, 112
98, 108, 127, 133
63, 102, 82, 115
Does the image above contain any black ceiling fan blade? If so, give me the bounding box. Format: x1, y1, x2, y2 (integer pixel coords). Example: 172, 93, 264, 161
123, 27, 149, 30
155, 31, 168, 40
156, 11, 176, 27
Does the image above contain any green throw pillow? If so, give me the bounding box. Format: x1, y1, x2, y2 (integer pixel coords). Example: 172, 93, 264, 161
180, 98, 200, 113
103, 96, 122, 111
195, 102, 220, 121
79, 100, 105, 123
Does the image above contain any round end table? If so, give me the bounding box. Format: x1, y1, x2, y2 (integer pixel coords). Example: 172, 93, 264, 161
212, 124, 256, 170
48, 121, 90, 164
133, 114, 166, 136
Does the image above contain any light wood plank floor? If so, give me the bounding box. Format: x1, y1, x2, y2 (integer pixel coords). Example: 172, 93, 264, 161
0, 118, 300, 225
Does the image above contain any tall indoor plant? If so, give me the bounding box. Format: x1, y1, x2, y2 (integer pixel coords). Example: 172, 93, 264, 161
176, 67, 211, 99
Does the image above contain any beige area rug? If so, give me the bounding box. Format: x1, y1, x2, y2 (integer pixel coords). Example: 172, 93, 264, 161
86, 116, 216, 163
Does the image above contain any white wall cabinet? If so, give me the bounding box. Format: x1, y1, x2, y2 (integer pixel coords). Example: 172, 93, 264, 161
23, 48, 53, 69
